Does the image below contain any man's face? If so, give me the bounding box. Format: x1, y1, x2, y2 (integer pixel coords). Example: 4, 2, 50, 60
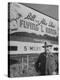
46, 47, 52, 53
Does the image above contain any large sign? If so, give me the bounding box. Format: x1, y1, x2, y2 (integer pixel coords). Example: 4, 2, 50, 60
9, 41, 58, 54
9, 41, 45, 54
10, 3, 58, 37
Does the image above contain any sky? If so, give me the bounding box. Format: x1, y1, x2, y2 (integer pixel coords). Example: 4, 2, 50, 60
22, 3, 58, 20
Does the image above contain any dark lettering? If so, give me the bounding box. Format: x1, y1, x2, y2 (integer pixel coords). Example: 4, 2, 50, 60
40, 18, 47, 25
24, 46, 27, 51
24, 12, 36, 21
41, 24, 44, 32
20, 19, 39, 31
30, 47, 33, 50
46, 27, 56, 35
48, 21, 55, 28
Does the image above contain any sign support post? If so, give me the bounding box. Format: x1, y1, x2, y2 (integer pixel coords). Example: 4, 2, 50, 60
27, 55, 29, 72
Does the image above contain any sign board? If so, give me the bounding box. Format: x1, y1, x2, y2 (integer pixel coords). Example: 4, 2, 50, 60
10, 3, 58, 37
9, 41, 58, 54
9, 41, 45, 54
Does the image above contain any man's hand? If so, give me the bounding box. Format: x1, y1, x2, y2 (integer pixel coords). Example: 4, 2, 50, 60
38, 63, 41, 67
52, 71, 57, 75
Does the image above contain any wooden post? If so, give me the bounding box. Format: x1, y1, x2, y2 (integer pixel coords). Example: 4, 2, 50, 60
22, 57, 24, 72
27, 55, 29, 72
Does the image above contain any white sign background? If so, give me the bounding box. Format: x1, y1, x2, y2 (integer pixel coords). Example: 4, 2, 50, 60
10, 41, 45, 54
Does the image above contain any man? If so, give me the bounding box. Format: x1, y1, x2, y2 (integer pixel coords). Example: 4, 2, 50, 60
45, 47, 57, 75
35, 51, 46, 75
35, 42, 57, 75
35, 42, 47, 75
